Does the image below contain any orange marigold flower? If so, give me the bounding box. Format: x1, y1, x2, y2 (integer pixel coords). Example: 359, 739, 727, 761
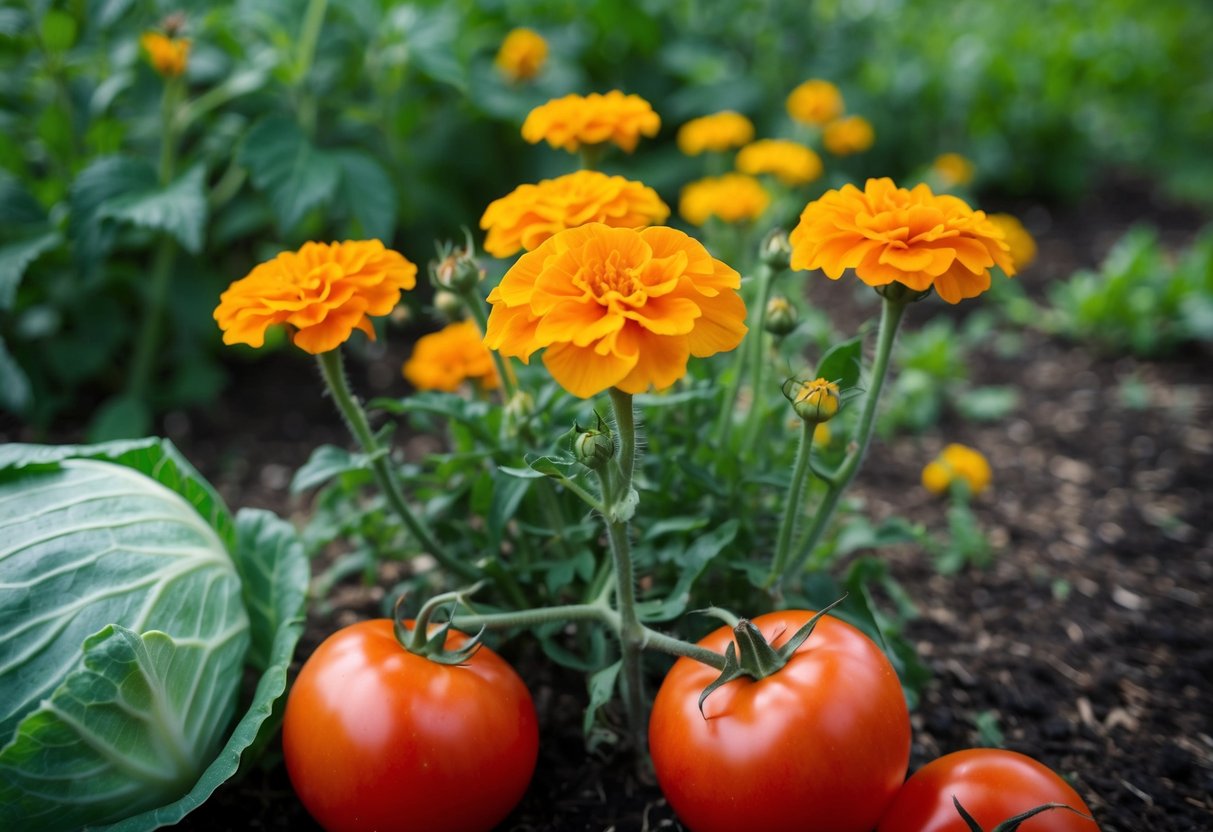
922, 443, 992, 496
403, 320, 500, 392
679, 174, 770, 226
736, 139, 823, 186
789, 178, 1016, 304
521, 91, 660, 153
988, 213, 1037, 271
676, 111, 755, 156
931, 152, 975, 187
214, 240, 417, 354
495, 27, 548, 82
480, 170, 670, 259
484, 224, 747, 398
141, 32, 190, 77
786, 79, 844, 126
822, 116, 874, 155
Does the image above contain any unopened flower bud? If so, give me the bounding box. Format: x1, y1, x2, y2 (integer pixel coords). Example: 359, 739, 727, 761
760, 228, 791, 270
504, 390, 534, 423
874, 281, 932, 304
432, 290, 464, 320
786, 377, 840, 424
428, 242, 484, 294
574, 427, 615, 470
764, 295, 798, 337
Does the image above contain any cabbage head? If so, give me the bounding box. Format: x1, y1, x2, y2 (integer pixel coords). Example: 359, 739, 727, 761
0, 439, 306, 831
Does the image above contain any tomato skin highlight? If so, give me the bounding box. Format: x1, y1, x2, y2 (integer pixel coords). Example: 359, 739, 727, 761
282, 619, 539, 832
648, 610, 911, 832
877, 748, 1099, 832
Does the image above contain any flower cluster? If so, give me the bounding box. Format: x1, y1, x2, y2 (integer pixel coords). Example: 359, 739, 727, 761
822, 115, 874, 156
140, 32, 190, 77
522, 92, 660, 153
480, 170, 669, 258
786, 79, 844, 126
484, 224, 747, 397
989, 213, 1038, 271
676, 112, 755, 156
403, 320, 500, 392
679, 174, 770, 226
736, 139, 823, 186
789, 177, 1015, 304
495, 28, 548, 82
214, 240, 416, 354
922, 444, 992, 496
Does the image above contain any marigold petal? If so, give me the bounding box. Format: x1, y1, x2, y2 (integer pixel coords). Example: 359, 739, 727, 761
612, 327, 691, 394
542, 340, 636, 398
686, 290, 748, 357
535, 300, 623, 348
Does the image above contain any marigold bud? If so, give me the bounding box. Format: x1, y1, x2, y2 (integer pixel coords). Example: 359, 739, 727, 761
786, 377, 840, 424
764, 296, 798, 337
574, 427, 615, 469
760, 228, 792, 271
429, 236, 483, 294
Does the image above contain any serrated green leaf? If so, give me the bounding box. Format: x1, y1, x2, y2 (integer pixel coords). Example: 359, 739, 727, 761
98, 165, 208, 254
0, 231, 61, 309
69, 156, 158, 272
238, 116, 340, 233
334, 150, 396, 241
639, 519, 738, 622
814, 335, 864, 391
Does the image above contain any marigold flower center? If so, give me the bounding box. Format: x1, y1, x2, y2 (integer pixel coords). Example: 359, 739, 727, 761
581, 250, 644, 304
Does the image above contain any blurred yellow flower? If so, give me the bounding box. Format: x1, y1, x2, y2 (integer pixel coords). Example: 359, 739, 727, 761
922, 444, 992, 496
495, 27, 548, 82
484, 224, 747, 398
813, 422, 831, 448
988, 213, 1038, 271
403, 320, 500, 392
522, 91, 660, 153
736, 139, 823, 186
789, 177, 1016, 304
214, 240, 417, 354
932, 153, 975, 187
679, 174, 770, 226
140, 32, 190, 77
822, 116, 874, 155
676, 111, 755, 156
480, 170, 669, 258
786, 79, 844, 126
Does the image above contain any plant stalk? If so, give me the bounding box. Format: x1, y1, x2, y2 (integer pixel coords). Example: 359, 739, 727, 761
769, 418, 816, 581
294, 0, 329, 136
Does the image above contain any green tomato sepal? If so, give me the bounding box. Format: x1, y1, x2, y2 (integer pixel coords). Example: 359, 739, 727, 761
953, 795, 1096, 832
696, 595, 845, 716
392, 581, 488, 665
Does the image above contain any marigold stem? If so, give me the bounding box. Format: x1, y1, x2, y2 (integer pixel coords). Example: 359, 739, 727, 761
462, 287, 519, 401
713, 261, 774, 447
768, 418, 816, 582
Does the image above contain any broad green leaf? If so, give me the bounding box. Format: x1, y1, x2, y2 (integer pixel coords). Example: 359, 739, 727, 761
69, 155, 158, 272
87, 394, 152, 442
98, 165, 208, 254
231, 509, 307, 673
0, 175, 47, 226
238, 116, 340, 233
0, 337, 31, 413
290, 444, 372, 494
0, 231, 61, 309
334, 150, 397, 241
814, 335, 864, 391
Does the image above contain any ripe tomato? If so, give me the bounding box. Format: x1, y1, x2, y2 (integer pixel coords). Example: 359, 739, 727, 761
648, 610, 911, 832
282, 620, 539, 832
876, 748, 1099, 832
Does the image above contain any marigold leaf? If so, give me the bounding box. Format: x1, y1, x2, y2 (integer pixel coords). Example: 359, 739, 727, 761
334, 150, 396, 241
0, 231, 61, 310
98, 165, 208, 254
814, 335, 864, 391
238, 116, 341, 234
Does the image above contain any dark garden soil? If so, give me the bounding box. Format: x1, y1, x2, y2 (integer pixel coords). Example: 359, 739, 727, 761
6, 175, 1211, 831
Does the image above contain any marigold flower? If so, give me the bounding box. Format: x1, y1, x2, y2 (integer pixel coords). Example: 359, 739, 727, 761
789, 177, 1016, 304
822, 116, 874, 155
484, 223, 747, 398
679, 174, 770, 227
736, 139, 823, 186
141, 32, 190, 77
403, 320, 500, 392
988, 213, 1037, 271
214, 240, 417, 354
676, 111, 755, 156
922, 444, 992, 496
521, 91, 660, 153
480, 170, 669, 259
495, 27, 548, 82
786, 79, 844, 126
931, 153, 975, 187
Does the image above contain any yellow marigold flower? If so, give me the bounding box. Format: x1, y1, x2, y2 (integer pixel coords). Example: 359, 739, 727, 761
521, 91, 660, 154
403, 320, 500, 392
214, 240, 417, 354
786, 79, 844, 126
822, 116, 874, 155
676, 111, 755, 156
922, 443, 992, 496
932, 153, 975, 187
484, 223, 747, 398
736, 139, 823, 186
140, 32, 190, 77
480, 170, 670, 259
988, 213, 1038, 271
495, 27, 548, 82
679, 174, 770, 226
789, 177, 1016, 304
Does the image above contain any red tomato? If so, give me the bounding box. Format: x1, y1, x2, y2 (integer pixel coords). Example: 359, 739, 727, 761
648, 610, 911, 832
877, 748, 1099, 832
282, 620, 539, 832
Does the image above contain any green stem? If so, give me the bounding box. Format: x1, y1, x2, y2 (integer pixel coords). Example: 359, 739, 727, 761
605, 514, 646, 740
768, 418, 816, 581
608, 387, 636, 492
294, 0, 329, 135
714, 262, 775, 447
316, 350, 478, 581
453, 601, 612, 632
772, 298, 908, 590
736, 264, 779, 457
463, 288, 518, 400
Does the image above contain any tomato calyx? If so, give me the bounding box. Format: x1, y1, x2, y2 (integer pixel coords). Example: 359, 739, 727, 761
392, 581, 487, 665
953, 795, 1095, 832
697, 596, 845, 716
